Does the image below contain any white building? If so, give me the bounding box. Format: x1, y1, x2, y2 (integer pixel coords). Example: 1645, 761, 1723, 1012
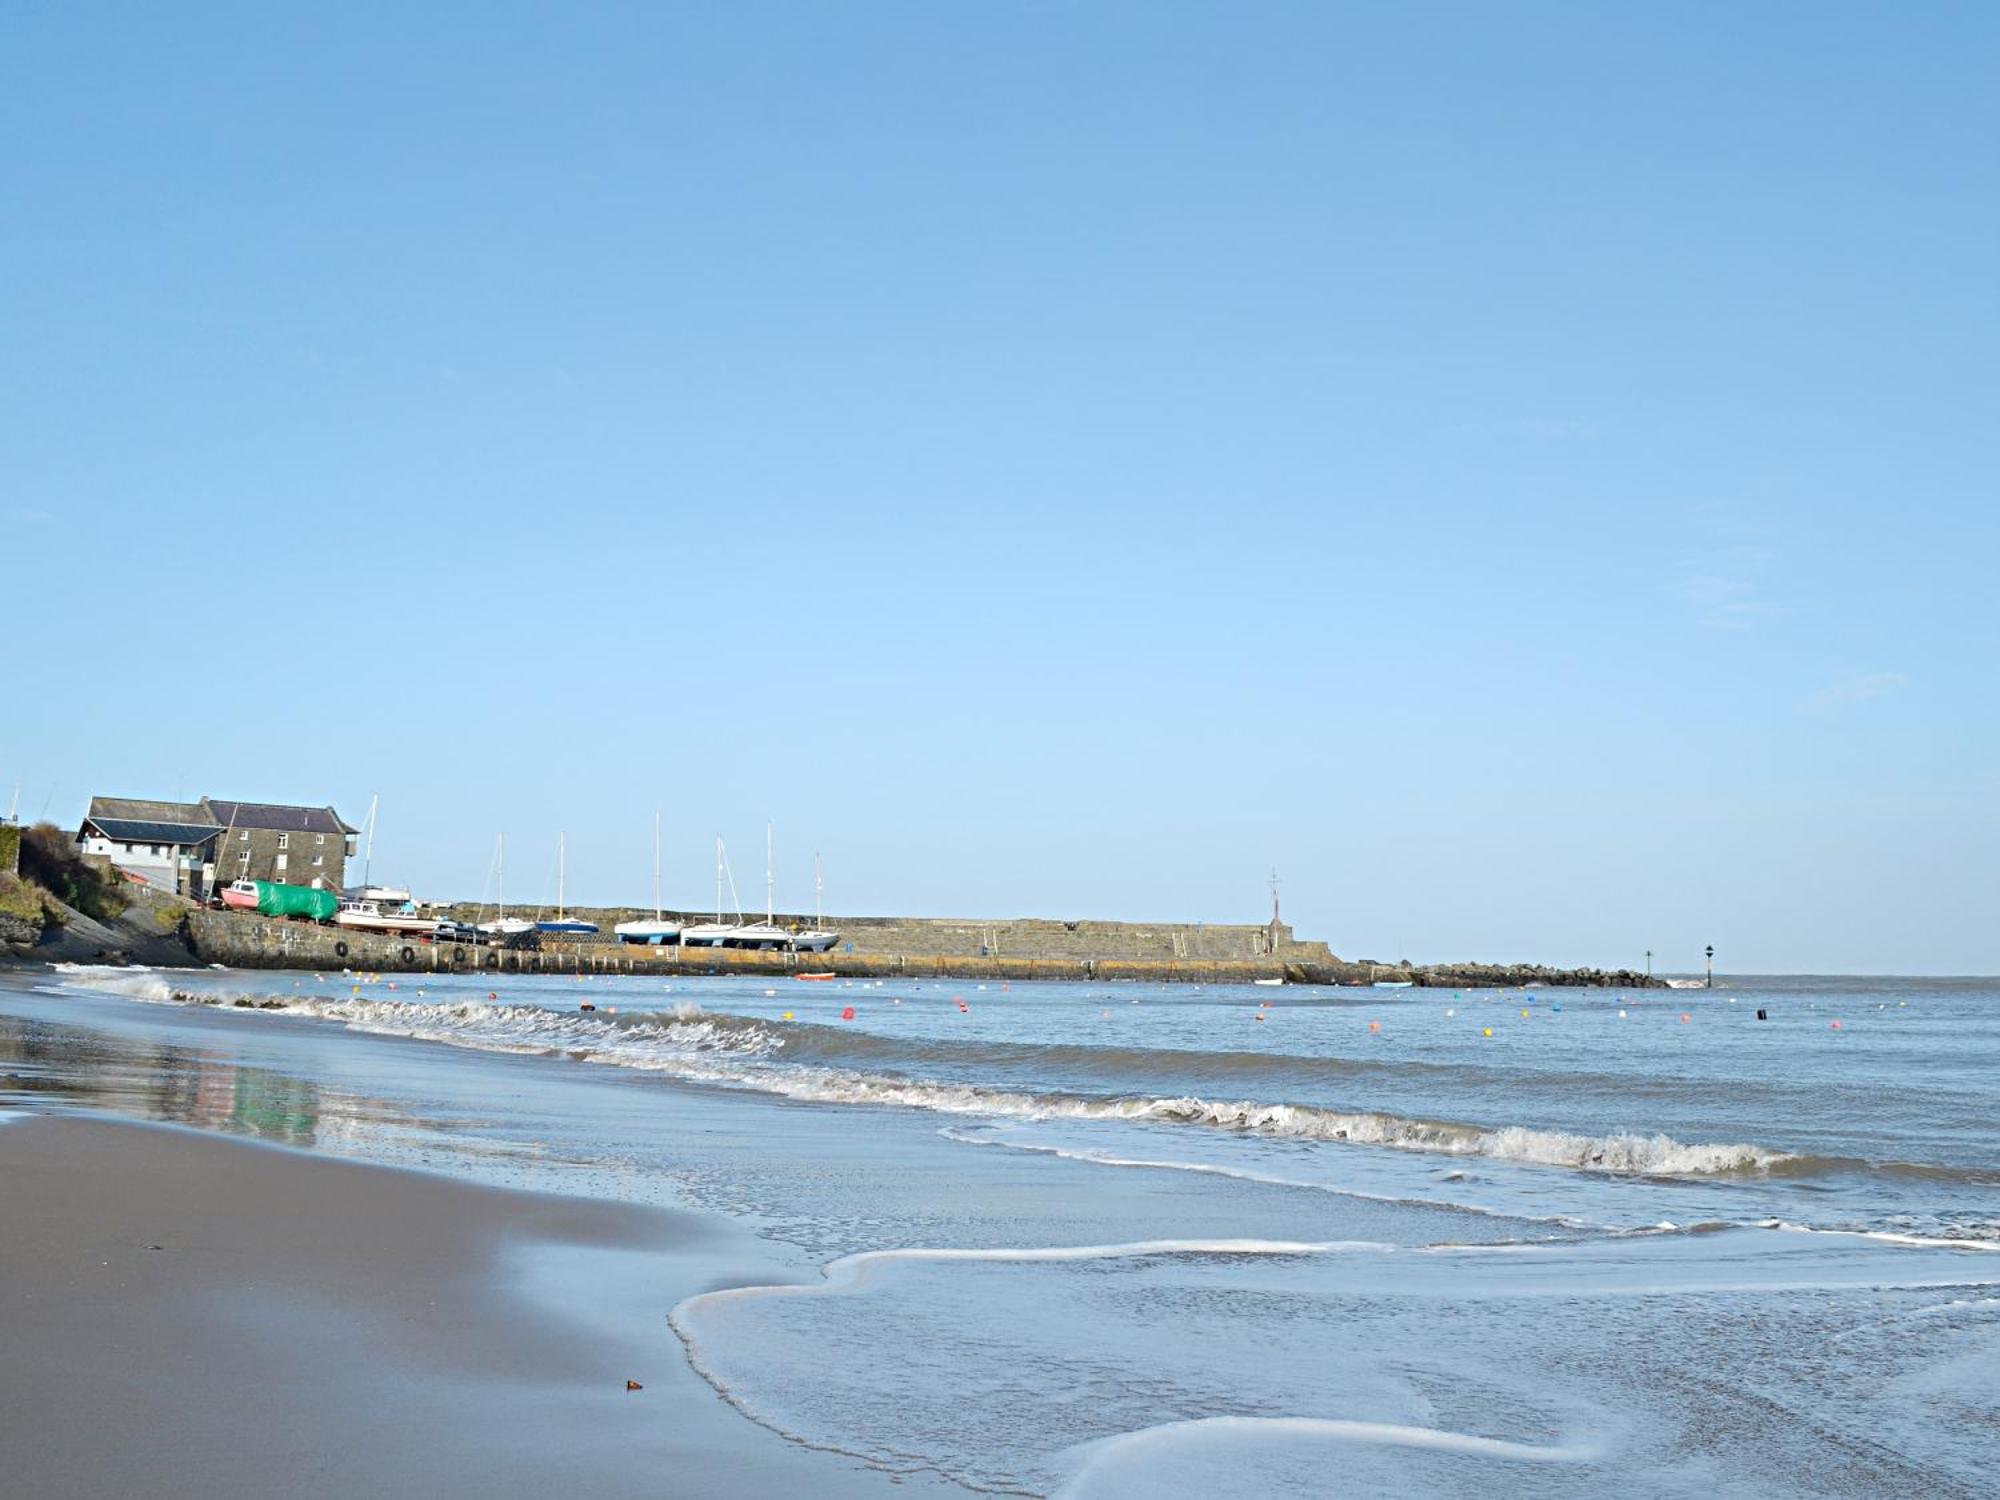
76, 797, 224, 898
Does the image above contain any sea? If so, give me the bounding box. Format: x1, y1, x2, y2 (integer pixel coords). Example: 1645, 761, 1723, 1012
4, 965, 1997, 1497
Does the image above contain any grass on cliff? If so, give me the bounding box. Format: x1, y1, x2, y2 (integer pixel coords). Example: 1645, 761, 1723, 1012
18, 822, 129, 924
0, 873, 54, 926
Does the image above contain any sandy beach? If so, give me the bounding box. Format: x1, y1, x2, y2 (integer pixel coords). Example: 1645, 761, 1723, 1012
0, 1110, 938, 1498
5, 965, 1997, 1496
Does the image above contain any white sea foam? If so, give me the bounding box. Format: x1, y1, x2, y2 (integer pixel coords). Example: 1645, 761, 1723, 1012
50, 969, 178, 1004
1054, 1414, 1606, 1497
678, 1236, 1393, 1315
60, 981, 1800, 1181
934, 1124, 1589, 1228
1760, 1219, 2000, 1253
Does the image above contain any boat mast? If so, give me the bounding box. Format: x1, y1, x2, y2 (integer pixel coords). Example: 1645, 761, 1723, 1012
558, 831, 566, 920
815, 852, 823, 929
766, 821, 775, 927
362, 793, 378, 889
497, 833, 506, 920
714, 836, 724, 924
652, 810, 662, 921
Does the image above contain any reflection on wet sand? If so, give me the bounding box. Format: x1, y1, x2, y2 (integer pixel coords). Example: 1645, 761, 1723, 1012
0, 1013, 377, 1148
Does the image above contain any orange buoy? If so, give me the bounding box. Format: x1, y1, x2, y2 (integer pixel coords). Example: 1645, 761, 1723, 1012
841, 1006, 856, 1021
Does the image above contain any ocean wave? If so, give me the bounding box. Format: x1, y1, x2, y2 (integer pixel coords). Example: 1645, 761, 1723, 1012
49, 968, 179, 1004
257, 994, 786, 1062
63, 983, 1818, 1182
1759, 1219, 2000, 1252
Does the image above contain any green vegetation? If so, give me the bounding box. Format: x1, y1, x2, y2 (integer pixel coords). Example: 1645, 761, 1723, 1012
18, 822, 129, 923
0, 872, 52, 926
0, 822, 19, 877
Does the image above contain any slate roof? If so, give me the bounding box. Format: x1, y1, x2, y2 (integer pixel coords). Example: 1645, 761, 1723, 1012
87, 796, 213, 827
201, 799, 358, 836
86, 818, 224, 848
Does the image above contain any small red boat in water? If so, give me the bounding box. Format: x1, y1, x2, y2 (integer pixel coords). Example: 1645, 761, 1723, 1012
795, 972, 837, 981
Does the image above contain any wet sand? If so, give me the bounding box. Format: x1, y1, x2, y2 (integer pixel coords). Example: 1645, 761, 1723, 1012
0, 1112, 935, 1497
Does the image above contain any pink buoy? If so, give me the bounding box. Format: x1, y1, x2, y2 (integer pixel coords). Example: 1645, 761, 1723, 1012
841, 1005, 856, 1021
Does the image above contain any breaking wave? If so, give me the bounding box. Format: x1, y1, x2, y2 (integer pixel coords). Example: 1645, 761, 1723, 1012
59, 982, 1812, 1181
47, 967, 180, 1004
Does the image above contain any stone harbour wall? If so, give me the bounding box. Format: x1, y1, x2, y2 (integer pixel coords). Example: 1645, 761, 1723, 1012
186, 909, 1664, 988
434, 905, 1335, 964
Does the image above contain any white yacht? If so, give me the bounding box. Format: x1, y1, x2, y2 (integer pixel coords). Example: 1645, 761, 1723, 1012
680, 836, 743, 946
477, 833, 535, 937
335, 900, 440, 938
790, 852, 840, 953
614, 815, 681, 945
723, 824, 800, 950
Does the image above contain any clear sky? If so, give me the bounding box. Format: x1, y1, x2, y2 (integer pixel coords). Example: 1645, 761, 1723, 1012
4, 4, 1995, 973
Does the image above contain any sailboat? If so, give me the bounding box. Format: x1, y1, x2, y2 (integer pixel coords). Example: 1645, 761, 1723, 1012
723, 823, 792, 950
790, 852, 840, 953
537, 832, 601, 935
679, 838, 740, 947
345, 793, 415, 906
478, 833, 534, 937
613, 814, 680, 945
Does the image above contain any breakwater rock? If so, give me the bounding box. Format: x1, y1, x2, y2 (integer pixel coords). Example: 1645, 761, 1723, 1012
1404, 961, 1665, 990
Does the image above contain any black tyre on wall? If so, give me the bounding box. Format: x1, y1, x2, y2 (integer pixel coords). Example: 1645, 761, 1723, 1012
400, 946, 415, 964
334, 940, 349, 960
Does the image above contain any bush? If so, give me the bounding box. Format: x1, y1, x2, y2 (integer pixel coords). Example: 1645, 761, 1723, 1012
0, 873, 52, 925
19, 822, 129, 923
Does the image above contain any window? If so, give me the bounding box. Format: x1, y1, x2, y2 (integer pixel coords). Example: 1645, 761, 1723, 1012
238, 853, 250, 870
152, 844, 163, 856
277, 832, 289, 849
275, 853, 288, 872
316, 832, 325, 845
312, 855, 323, 867
240, 830, 249, 842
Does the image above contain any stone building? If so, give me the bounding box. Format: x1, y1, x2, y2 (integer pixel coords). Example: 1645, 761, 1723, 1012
78, 797, 226, 898
202, 800, 359, 890
76, 794, 359, 896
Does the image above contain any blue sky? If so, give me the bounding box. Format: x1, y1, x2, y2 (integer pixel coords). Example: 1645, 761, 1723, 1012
4, 4, 1995, 972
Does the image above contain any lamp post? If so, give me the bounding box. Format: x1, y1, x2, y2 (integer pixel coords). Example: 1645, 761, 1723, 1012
1705, 944, 1715, 989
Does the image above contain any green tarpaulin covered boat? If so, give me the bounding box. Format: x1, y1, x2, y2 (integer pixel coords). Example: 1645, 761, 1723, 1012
254, 882, 338, 921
